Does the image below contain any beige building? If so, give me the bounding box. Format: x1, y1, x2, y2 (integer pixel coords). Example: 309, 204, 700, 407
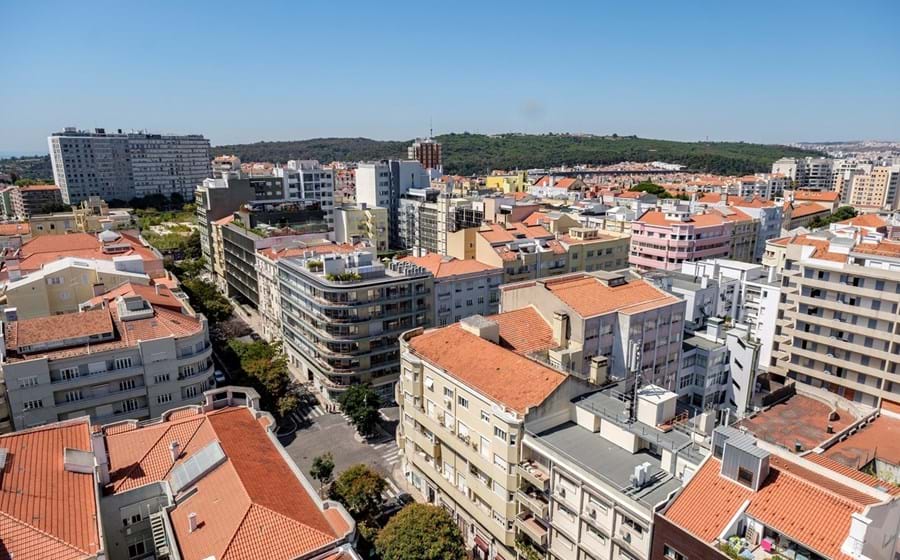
848, 165, 900, 211
768, 230, 900, 407
398, 315, 594, 560
334, 203, 388, 252
4, 255, 152, 320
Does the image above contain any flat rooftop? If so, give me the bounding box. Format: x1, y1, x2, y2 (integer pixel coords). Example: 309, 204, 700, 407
736, 393, 856, 453
533, 421, 683, 509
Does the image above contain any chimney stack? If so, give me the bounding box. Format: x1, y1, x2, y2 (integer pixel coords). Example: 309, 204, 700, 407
188, 512, 198, 533
169, 441, 181, 463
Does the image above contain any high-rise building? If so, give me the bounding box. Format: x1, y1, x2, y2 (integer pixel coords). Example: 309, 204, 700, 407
48, 127, 211, 203
408, 137, 442, 171
279, 251, 433, 404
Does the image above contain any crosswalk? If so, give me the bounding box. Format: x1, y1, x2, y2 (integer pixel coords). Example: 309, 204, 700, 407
372, 441, 401, 467
291, 400, 326, 424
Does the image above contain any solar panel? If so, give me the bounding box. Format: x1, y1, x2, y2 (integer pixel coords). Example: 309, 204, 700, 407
168, 441, 225, 494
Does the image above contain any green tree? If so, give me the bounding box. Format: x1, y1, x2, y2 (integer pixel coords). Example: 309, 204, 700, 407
310, 452, 335, 494
337, 384, 381, 437
330, 464, 387, 520
375, 504, 465, 560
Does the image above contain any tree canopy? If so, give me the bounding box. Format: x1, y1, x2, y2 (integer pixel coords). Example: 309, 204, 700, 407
375, 504, 466, 560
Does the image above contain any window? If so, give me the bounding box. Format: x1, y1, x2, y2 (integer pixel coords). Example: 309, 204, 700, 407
664, 545, 687, 560
18, 376, 38, 388
737, 466, 754, 487
480, 410, 490, 423
457, 395, 469, 409
23, 399, 44, 410
493, 426, 507, 441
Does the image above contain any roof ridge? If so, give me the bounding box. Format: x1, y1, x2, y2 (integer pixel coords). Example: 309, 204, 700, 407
0, 509, 91, 555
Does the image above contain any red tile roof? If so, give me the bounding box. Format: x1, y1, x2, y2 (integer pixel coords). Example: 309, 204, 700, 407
399, 252, 500, 278
0, 419, 100, 560
537, 274, 681, 317
408, 325, 567, 414
665, 456, 872, 560
104, 406, 345, 560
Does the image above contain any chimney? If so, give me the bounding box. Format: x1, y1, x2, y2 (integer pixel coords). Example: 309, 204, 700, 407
188, 512, 199, 533
169, 441, 181, 463
551, 311, 569, 348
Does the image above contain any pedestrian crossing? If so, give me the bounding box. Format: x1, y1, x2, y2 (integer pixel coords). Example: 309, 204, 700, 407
291, 400, 326, 424
372, 441, 401, 467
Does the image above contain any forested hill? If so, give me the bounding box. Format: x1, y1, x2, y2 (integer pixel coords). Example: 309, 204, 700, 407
2, 133, 824, 181
213, 133, 823, 176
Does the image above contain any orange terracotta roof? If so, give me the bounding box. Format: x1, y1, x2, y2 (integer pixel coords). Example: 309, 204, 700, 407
789, 202, 829, 219
839, 214, 887, 229
104, 406, 343, 560
636, 210, 727, 227
487, 307, 554, 354
0, 222, 30, 236
408, 325, 567, 414
665, 456, 870, 560
399, 253, 500, 278
14, 232, 159, 273
541, 274, 681, 317
823, 414, 900, 471
0, 419, 100, 560
17, 184, 59, 192
478, 223, 553, 244
6, 308, 113, 349
794, 191, 840, 202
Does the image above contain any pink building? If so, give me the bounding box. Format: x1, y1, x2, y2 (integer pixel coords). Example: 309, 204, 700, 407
629, 208, 732, 271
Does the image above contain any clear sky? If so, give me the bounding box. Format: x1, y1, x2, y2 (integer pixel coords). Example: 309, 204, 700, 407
1, 0, 898, 155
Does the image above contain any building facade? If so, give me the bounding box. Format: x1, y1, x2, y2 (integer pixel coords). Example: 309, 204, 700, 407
49, 127, 211, 203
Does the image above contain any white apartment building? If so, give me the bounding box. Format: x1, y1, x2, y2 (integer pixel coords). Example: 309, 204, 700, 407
398, 315, 595, 560
0, 283, 213, 431
49, 127, 211, 203
768, 229, 900, 407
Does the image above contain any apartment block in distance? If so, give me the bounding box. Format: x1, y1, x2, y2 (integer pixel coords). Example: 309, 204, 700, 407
279, 250, 433, 404
501, 271, 686, 389
767, 228, 900, 407
49, 127, 211, 203
0, 283, 213, 430
397, 315, 595, 560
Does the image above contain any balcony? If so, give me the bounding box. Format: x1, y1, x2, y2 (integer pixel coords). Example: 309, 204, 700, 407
516, 489, 549, 519
517, 460, 550, 492
515, 512, 548, 546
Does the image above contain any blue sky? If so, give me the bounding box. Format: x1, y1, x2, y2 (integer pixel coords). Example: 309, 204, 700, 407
1, 0, 898, 154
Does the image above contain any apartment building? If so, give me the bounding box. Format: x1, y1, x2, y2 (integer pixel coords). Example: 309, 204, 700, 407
517, 383, 709, 560
629, 207, 733, 272
501, 272, 686, 389
279, 251, 432, 404
397, 315, 594, 560
397, 188, 483, 254
334, 202, 389, 252
220, 206, 329, 306
848, 164, 900, 211
0, 386, 360, 560
1, 282, 213, 430
256, 240, 360, 343
399, 252, 503, 327
10, 183, 64, 218
408, 137, 443, 171
654, 426, 900, 560
48, 127, 211, 203
356, 160, 430, 247
768, 230, 900, 407
4, 255, 151, 320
